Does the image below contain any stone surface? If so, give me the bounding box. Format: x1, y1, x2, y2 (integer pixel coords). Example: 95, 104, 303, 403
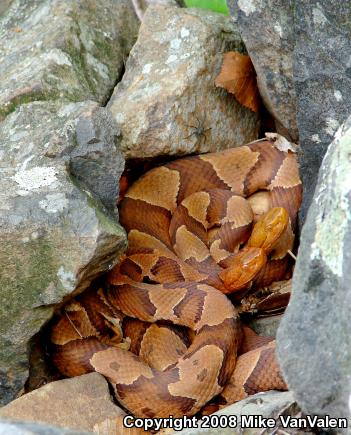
227, 0, 298, 142
0, 101, 127, 405
277, 117, 351, 423
70, 106, 124, 216
108, 6, 259, 159
0, 373, 123, 432
0, 419, 90, 435
249, 315, 282, 338
131, 0, 182, 21
227, 1, 351, 225
293, 1, 351, 225
176, 391, 299, 434
0, 0, 13, 16
0, 0, 139, 119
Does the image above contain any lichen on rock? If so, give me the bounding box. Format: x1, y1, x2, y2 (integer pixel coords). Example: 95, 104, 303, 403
0, 101, 127, 405
0, 0, 139, 119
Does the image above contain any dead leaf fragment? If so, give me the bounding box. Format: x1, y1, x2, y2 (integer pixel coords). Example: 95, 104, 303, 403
215, 51, 260, 113
265, 132, 298, 153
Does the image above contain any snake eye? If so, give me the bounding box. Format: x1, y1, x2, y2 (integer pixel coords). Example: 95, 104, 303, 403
247, 207, 289, 253
219, 247, 267, 294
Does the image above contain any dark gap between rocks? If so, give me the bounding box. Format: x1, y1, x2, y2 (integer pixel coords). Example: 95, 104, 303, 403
102, 60, 126, 107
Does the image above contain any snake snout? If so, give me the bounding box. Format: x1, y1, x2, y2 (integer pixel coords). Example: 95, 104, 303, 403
219, 247, 267, 293
247, 207, 289, 253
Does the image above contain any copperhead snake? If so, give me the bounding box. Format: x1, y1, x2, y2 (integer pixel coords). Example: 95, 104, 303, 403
51, 138, 302, 419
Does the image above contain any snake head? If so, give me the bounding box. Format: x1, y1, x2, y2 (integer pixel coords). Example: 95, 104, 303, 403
219, 247, 267, 294
247, 207, 289, 254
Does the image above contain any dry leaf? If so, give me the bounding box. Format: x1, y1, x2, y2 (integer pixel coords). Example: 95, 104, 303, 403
215, 51, 260, 113
265, 132, 298, 153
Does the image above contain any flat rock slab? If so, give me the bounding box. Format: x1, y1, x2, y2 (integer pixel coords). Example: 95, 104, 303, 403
0, 101, 126, 405
277, 116, 351, 424
108, 5, 259, 159
0, 419, 92, 435
175, 391, 299, 435
0, 373, 122, 432
0, 419, 90, 435
0, 0, 139, 118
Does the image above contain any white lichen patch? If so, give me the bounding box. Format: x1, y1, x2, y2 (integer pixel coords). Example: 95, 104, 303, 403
20, 155, 34, 171
27, 2, 50, 27
43, 49, 72, 67
86, 53, 109, 79
31, 231, 39, 240
311, 134, 321, 143
12, 166, 60, 191
180, 53, 190, 60
57, 266, 76, 292
325, 118, 340, 136
238, 0, 261, 16
58, 103, 81, 118
115, 112, 125, 123
170, 38, 181, 50
180, 27, 190, 38
312, 125, 351, 277
334, 90, 343, 102
312, 7, 327, 26
39, 192, 68, 214
273, 23, 283, 38
166, 54, 178, 64
142, 63, 153, 74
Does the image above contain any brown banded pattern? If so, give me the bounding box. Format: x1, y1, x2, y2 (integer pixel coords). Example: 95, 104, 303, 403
51, 139, 302, 419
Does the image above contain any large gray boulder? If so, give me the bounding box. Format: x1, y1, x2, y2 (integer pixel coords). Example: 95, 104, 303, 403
108, 6, 259, 159
0, 0, 139, 118
70, 107, 124, 216
277, 117, 351, 425
293, 1, 351, 224
226, 0, 297, 142
227, 0, 351, 225
0, 101, 127, 405
0, 419, 90, 435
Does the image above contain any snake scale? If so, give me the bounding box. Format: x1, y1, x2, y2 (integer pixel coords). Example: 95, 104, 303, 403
51, 138, 302, 418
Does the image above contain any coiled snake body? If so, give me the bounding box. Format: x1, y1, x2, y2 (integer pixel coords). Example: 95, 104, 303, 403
51, 139, 302, 418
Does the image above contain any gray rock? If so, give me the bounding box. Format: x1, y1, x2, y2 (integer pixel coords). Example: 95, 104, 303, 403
227, 0, 298, 142
249, 315, 282, 338
0, 101, 127, 405
131, 0, 181, 21
0, 419, 90, 435
277, 117, 351, 424
227, 1, 351, 226
176, 391, 299, 435
70, 106, 124, 216
0, 0, 13, 16
108, 6, 259, 159
293, 1, 351, 225
0, 0, 139, 119
0, 373, 123, 432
